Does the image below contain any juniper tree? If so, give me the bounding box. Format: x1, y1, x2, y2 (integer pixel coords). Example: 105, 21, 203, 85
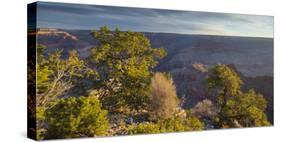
89, 26, 166, 112
206, 64, 270, 128
36, 46, 96, 107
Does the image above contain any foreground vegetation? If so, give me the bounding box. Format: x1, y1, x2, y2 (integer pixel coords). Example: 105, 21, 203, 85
32, 26, 270, 140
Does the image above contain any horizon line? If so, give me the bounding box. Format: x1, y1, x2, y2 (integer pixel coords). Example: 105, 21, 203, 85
36, 27, 274, 39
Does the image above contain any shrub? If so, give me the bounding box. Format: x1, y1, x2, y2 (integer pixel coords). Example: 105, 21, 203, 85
128, 115, 204, 134
191, 99, 217, 119
45, 96, 109, 139
159, 117, 186, 132
149, 72, 179, 120
128, 123, 161, 134
160, 116, 204, 132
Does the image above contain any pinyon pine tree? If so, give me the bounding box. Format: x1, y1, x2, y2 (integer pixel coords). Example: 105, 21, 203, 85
206, 64, 270, 128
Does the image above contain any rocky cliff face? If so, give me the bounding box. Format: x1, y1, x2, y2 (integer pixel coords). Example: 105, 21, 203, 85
36, 28, 273, 123
36, 29, 93, 58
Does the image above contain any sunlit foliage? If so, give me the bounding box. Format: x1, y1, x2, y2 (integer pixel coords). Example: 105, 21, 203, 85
206, 64, 270, 128
45, 96, 109, 139
89, 26, 166, 112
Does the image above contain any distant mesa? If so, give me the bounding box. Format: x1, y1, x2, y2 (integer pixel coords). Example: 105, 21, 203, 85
192, 63, 208, 72
28, 28, 79, 41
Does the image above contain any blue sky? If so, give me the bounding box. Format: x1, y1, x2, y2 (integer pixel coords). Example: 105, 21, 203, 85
36, 2, 274, 38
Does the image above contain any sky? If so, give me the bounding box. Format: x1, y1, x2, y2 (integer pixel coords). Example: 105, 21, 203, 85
36, 2, 274, 38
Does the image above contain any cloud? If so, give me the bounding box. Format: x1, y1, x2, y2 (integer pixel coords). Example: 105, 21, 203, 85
36, 1, 273, 37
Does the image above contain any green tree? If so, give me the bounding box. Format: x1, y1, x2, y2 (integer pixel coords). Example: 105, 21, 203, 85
35, 106, 47, 140
35, 45, 97, 140
37, 48, 96, 107
225, 89, 270, 127
149, 72, 179, 120
128, 115, 203, 134
36, 45, 52, 93
206, 64, 270, 128
45, 96, 109, 139
89, 26, 166, 112
206, 64, 243, 103
206, 64, 242, 127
